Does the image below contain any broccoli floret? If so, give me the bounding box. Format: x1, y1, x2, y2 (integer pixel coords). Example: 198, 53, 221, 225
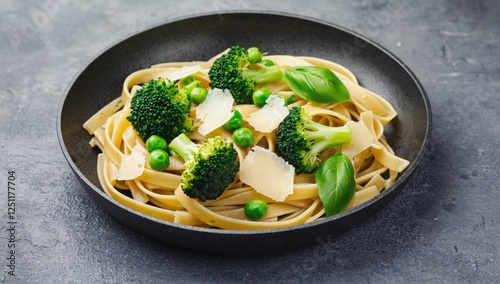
179, 77, 209, 105
127, 78, 193, 141
179, 75, 199, 88
208, 46, 283, 104
179, 77, 199, 98
276, 106, 351, 174
169, 133, 239, 201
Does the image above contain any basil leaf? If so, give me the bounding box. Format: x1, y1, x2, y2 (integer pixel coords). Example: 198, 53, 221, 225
315, 151, 356, 216
283, 66, 350, 104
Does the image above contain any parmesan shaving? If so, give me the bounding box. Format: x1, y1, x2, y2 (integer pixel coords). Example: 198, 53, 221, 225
239, 146, 295, 202
116, 150, 146, 181
342, 120, 374, 159
167, 65, 202, 82
196, 88, 234, 136
247, 95, 289, 133
132, 142, 149, 157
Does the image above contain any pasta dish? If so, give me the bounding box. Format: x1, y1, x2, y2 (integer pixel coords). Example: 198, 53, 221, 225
83, 46, 409, 230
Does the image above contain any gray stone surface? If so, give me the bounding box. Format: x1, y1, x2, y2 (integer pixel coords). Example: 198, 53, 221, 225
1, 0, 499, 283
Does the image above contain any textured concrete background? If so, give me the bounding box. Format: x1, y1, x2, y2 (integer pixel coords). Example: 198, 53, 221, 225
1, 0, 499, 283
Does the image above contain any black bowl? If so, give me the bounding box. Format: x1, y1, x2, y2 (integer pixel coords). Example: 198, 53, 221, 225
57, 11, 431, 254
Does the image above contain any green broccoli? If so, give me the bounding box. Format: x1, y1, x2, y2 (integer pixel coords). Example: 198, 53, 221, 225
276, 106, 351, 174
169, 133, 239, 201
208, 46, 283, 104
179, 75, 199, 88
179, 77, 200, 93
179, 76, 208, 104
127, 78, 193, 141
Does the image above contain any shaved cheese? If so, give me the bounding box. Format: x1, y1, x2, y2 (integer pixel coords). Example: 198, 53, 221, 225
166, 155, 185, 170
247, 95, 289, 133
122, 126, 136, 143
342, 120, 374, 159
116, 151, 145, 181
132, 142, 149, 157
167, 65, 202, 82
196, 88, 234, 136
239, 146, 295, 201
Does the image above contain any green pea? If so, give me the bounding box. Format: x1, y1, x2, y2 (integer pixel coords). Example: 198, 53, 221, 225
148, 149, 170, 171
190, 87, 208, 104
252, 88, 272, 107
244, 200, 268, 221
287, 94, 297, 105
146, 135, 167, 152
232, 127, 254, 148
223, 110, 244, 132
261, 59, 274, 66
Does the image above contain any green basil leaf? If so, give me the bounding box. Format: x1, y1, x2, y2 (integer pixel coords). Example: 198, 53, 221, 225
315, 151, 356, 216
283, 66, 350, 104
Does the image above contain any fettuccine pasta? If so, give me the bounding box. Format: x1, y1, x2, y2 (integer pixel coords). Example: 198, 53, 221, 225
83, 49, 409, 230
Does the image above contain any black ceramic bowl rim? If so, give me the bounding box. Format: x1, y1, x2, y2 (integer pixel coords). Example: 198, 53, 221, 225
57, 11, 431, 253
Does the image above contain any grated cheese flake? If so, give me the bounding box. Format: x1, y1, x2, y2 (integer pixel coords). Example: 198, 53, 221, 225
196, 88, 234, 136
247, 95, 289, 133
167, 65, 202, 82
116, 150, 145, 181
239, 146, 295, 201
342, 121, 374, 159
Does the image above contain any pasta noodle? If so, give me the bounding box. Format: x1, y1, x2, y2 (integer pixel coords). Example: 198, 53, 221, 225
83, 49, 409, 230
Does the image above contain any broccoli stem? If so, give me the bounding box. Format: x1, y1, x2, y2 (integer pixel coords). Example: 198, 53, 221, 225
182, 79, 200, 93
169, 133, 199, 162
242, 65, 283, 85
180, 75, 198, 88
304, 122, 351, 156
